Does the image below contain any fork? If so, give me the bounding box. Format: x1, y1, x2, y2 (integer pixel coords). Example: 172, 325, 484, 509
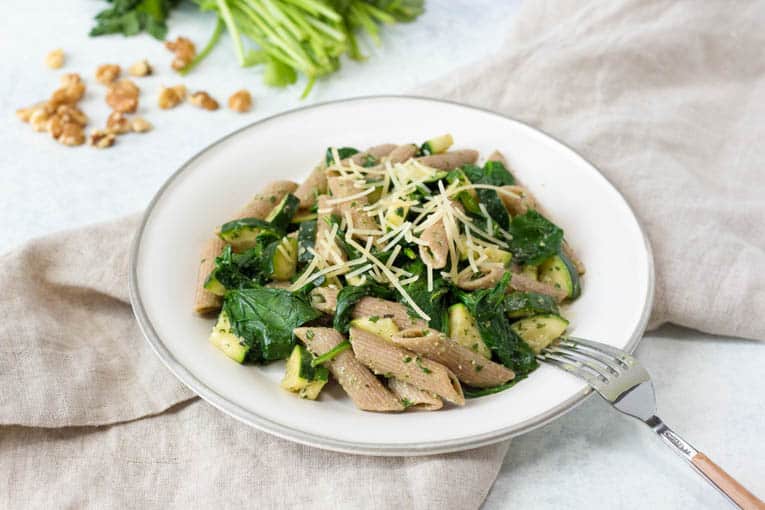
539, 337, 765, 510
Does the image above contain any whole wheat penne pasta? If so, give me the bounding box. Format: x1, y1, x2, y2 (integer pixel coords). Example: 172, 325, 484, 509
351, 297, 428, 330
416, 149, 479, 170
193, 180, 298, 314
309, 286, 339, 314
294, 327, 404, 412
193, 236, 226, 314
294, 165, 327, 209
509, 270, 567, 303
327, 176, 381, 238
454, 263, 504, 290
393, 328, 515, 388
235, 180, 298, 219
387, 143, 418, 163
349, 327, 464, 405
388, 379, 443, 411
348, 144, 397, 165
418, 218, 448, 269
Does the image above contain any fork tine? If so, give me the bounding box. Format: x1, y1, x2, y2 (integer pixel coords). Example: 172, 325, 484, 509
564, 337, 637, 367
545, 350, 613, 383
537, 352, 607, 389
553, 342, 623, 374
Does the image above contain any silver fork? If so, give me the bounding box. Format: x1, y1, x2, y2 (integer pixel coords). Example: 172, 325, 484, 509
539, 337, 764, 510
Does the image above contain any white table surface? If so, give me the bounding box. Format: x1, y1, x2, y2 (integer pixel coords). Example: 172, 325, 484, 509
1, 3, 763, 509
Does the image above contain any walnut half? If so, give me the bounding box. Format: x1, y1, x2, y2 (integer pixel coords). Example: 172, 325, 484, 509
190, 91, 219, 111
106, 79, 140, 113
228, 90, 252, 113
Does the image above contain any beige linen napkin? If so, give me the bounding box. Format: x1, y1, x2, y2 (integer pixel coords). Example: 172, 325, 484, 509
2, 0, 765, 508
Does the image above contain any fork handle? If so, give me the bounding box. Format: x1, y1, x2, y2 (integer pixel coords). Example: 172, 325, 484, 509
648, 416, 765, 509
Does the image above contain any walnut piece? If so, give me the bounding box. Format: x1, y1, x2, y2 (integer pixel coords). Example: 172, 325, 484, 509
96, 64, 121, 85
47, 115, 64, 138
128, 59, 153, 77
56, 104, 88, 126
106, 111, 131, 134
131, 117, 152, 133
45, 49, 65, 69
158, 86, 184, 109
190, 91, 219, 111
58, 123, 85, 146
88, 129, 116, 149
228, 90, 252, 113
29, 107, 51, 132
106, 79, 139, 113
165, 37, 196, 71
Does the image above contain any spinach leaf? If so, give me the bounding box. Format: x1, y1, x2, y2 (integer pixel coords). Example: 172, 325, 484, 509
461, 161, 515, 187
333, 283, 396, 333
476, 189, 510, 230
401, 260, 451, 331
505, 291, 559, 319
507, 210, 564, 265
325, 147, 359, 165
456, 273, 538, 376
224, 287, 321, 362
211, 233, 280, 290
463, 375, 528, 398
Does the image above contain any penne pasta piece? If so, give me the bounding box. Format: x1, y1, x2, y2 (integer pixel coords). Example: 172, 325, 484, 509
418, 218, 448, 269
508, 270, 567, 303
348, 144, 397, 165
562, 240, 586, 275
309, 286, 339, 314
416, 149, 479, 170
387, 143, 418, 163
454, 263, 504, 290
349, 327, 464, 405
327, 176, 380, 238
294, 165, 327, 209
316, 195, 346, 265
235, 180, 298, 220
294, 327, 404, 412
193, 180, 298, 314
351, 297, 428, 330
392, 328, 515, 388
499, 184, 538, 217
388, 379, 443, 411
193, 236, 226, 314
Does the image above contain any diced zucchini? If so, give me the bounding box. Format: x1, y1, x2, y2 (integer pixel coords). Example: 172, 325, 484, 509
505, 291, 560, 319
521, 264, 538, 279
346, 274, 367, 286
209, 311, 249, 363
272, 237, 298, 280
510, 314, 569, 353
395, 162, 447, 185
290, 211, 318, 223
421, 134, 453, 155
350, 316, 399, 342
203, 272, 226, 296
366, 182, 384, 204
281, 344, 329, 400
384, 201, 409, 229
539, 252, 581, 299
265, 194, 300, 231
484, 247, 513, 267
446, 170, 480, 214
447, 304, 491, 359
218, 217, 271, 251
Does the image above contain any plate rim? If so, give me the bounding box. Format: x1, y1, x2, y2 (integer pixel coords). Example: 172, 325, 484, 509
128, 94, 655, 456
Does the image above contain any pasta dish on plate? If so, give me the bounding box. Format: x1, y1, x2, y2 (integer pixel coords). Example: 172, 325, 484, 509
193, 134, 584, 411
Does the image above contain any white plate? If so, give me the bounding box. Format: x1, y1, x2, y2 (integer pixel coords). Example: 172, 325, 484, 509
130, 96, 654, 456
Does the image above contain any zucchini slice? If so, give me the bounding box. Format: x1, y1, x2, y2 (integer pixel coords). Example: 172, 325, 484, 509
420, 134, 454, 155
297, 220, 317, 265
271, 236, 298, 281
203, 271, 226, 296
484, 247, 513, 267
265, 194, 300, 231
218, 217, 272, 251
281, 344, 329, 400
384, 201, 409, 229
539, 252, 581, 299
447, 303, 491, 359
510, 314, 569, 353
505, 291, 560, 319
209, 311, 249, 363
350, 316, 399, 342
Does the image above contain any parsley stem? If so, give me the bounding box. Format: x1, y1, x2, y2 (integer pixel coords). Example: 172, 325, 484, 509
310, 340, 351, 366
